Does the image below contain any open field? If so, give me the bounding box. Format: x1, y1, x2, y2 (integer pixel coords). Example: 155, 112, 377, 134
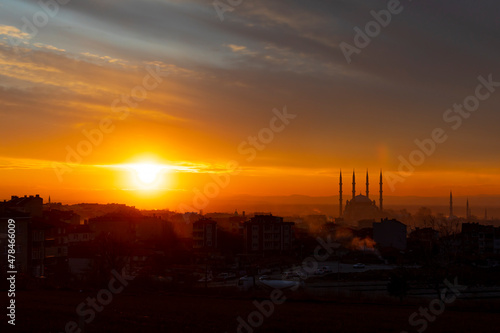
3, 288, 500, 333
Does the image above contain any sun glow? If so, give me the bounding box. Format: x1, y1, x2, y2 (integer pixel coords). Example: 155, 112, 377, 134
127, 162, 171, 189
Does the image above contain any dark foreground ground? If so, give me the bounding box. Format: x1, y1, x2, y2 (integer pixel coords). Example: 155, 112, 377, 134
2, 288, 500, 333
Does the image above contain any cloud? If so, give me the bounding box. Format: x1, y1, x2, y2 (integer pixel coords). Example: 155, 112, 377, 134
34, 43, 66, 53
0, 157, 61, 170
226, 44, 247, 52
80, 52, 130, 68
0, 0, 499, 179
0, 25, 31, 40
225, 43, 258, 57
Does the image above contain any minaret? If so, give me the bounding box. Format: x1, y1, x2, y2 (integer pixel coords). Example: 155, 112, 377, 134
449, 191, 453, 217
379, 170, 383, 212
485, 208, 488, 221
466, 199, 469, 219
352, 169, 356, 199
339, 170, 343, 217
366, 170, 369, 198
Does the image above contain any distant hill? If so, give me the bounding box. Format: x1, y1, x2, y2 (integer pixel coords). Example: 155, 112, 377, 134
202, 194, 500, 218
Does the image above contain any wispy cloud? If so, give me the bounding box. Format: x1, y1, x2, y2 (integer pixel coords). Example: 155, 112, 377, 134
0, 24, 31, 40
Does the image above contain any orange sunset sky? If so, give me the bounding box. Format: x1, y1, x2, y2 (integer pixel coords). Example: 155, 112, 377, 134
1, 0, 499, 210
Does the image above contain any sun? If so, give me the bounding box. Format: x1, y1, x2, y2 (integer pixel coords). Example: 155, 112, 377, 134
133, 163, 163, 184
127, 162, 170, 189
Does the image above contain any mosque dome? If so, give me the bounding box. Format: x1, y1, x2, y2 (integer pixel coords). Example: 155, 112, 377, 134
351, 194, 372, 204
